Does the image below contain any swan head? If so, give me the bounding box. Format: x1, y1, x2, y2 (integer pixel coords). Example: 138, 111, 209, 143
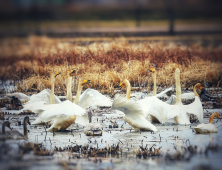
214, 112, 220, 119
119, 79, 130, 87
195, 83, 203, 90
54, 72, 61, 77
148, 68, 156, 73
81, 80, 91, 86
24, 116, 31, 125
69, 70, 76, 76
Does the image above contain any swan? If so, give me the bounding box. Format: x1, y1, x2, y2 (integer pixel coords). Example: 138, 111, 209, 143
112, 93, 157, 132
32, 79, 91, 131
1, 116, 30, 139
22, 72, 62, 112
66, 69, 76, 101
194, 112, 220, 134
118, 79, 174, 123
148, 68, 157, 96
141, 69, 203, 124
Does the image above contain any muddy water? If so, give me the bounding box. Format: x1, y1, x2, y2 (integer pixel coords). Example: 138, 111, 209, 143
1, 107, 222, 170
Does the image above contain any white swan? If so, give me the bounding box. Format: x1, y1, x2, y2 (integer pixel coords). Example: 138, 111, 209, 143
112, 93, 157, 132
31, 78, 90, 128
141, 68, 203, 124
194, 112, 220, 134
22, 72, 62, 113
38, 100, 86, 132
145, 68, 203, 124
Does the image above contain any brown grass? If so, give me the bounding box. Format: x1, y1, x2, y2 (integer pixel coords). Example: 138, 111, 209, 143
0, 36, 222, 94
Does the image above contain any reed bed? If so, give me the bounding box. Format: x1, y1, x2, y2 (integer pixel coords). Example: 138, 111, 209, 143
0, 36, 222, 94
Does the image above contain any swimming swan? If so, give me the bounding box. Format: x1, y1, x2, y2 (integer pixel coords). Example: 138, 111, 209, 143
1, 116, 30, 139
194, 112, 220, 134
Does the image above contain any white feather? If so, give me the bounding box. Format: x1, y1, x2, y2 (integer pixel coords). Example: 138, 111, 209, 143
31, 100, 86, 126
194, 123, 218, 133
78, 88, 112, 109
25, 89, 61, 105
112, 94, 157, 132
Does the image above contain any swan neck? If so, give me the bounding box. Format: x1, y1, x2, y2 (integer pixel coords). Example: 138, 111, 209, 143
126, 81, 131, 101
209, 113, 217, 124
74, 82, 83, 104
193, 85, 200, 99
175, 71, 181, 104
23, 118, 28, 138
50, 77, 56, 104
66, 77, 73, 101
2, 123, 6, 134
153, 72, 156, 96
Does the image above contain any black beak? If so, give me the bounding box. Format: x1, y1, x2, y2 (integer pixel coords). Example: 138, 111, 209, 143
87, 80, 91, 83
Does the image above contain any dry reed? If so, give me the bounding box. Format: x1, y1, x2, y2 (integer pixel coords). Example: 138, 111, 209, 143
0, 36, 222, 94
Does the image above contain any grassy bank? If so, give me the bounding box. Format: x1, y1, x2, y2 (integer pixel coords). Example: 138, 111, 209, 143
0, 36, 221, 94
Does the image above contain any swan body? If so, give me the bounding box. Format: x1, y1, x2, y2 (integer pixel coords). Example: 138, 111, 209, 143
194, 124, 218, 134
194, 112, 220, 134
112, 94, 157, 132
33, 100, 86, 131
84, 122, 102, 136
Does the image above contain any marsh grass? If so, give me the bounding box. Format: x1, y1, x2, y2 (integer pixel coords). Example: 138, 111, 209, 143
0, 36, 222, 94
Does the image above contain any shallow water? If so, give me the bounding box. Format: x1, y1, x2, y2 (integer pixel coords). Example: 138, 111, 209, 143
1, 107, 222, 170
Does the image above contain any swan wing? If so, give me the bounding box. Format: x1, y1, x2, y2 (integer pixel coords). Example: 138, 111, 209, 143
22, 101, 46, 114
25, 89, 61, 105
111, 94, 144, 117
6, 92, 30, 101
75, 114, 89, 126
165, 95, 177, 105
112, 94, 157, 131
78, 88, 112, 109
155, 86, 174, 98
40, 100, 86, 122
182, 96, 203, 123
142, 96, 178, 122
